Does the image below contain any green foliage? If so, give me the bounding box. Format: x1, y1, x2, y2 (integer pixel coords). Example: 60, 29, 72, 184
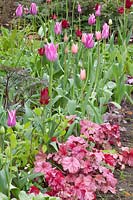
0, 191, 60, 200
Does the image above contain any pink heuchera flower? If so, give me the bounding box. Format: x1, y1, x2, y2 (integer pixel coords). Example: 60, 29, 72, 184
95, 4, 101, 16
30, 3, 37, 15
102, 23, 110, 39
16, 4, 23, 17
88, 14, 96, 25
28, 185, 40, 195
84, 33, 94, 48
54, 22, 62, 35
62, 156, 80, 173
121, 147, 133, 167
34, 132, 119, 199
45, 43, 58, 61
80, 120, 120, 149
7, 110, 16, 127
104, 154, 116, 166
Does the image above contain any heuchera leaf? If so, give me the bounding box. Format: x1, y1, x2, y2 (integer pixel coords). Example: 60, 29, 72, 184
62, 156, 80, 173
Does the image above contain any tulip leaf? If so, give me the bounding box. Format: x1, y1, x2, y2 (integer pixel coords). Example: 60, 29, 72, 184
67, 100, 77, 115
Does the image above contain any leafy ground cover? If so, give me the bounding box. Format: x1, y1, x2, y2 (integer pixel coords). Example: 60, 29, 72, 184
0, 1, 133, 200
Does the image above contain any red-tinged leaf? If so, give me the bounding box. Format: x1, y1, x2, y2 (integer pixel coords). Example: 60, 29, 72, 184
62, 156, 80, 173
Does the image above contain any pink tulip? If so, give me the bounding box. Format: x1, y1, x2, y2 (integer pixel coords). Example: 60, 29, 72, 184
81, 33, 87, 44
88, 14, 96, 25
65, 46, 69, 54
54, 22, 62, 35
95, 31, 102, 41
45, 43, 58, 62
16, 4, 23, 17
102, 23, 109, 39
30, 3, 37, 15
71, 44, 78, 54
85, 34, 94, 48
7, 110, 16, 127
64, 33, 68, 42
80, 69, 86, 80
95, 4, 101, 16
78, 4, 82, 13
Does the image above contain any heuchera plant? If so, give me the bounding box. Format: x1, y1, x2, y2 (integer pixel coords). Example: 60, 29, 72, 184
32, 120, 132, 200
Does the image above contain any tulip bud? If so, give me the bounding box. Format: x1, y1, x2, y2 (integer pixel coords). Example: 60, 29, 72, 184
71, 44, 78, 54
7, 110, 16, 127
30, 3, 37, 15
0, 126, 5, 134
80, 69, 86, 80
78, 4, 82, 13
16, 4, 23, 17
65, 46, 69, 54
108, 19, 112, 25
54, 22, 62, 35
102, 23, 110, 39
95, 31, 102, 41
81, 33, 87, 44
88, 14, 96, 25
64, 33, 68, 42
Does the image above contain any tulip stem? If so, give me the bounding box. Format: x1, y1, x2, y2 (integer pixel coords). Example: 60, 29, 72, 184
66, 0, 68, 19
93, 41, 100, 93
64, 53, 67, 89
72, 0, 76, 32
49, 62, 54, 116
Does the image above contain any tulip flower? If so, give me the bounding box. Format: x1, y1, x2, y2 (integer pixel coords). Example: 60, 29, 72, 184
102, 23, 110, 39
95, 31, 102, 41
7, 110, 16, 127
108, 19, 112, 26
51, 13, 57, 20
15, 4, 23, 17
65, 46, 69, 54
78, 4, 82, 13
118, 7, 124, 14
54, 22, 62, 35
81, 33, 87, 44
45, 43, 58, 62
38, 47, 45, 56
71, 44, 78, 54
95, 4, 101, 16
126, 0, 133, 8
75, 29, 82, 38
64, 33, 68, 42
84, 34, 94, 48
80, 69, 86, 80
30, 3, 37, 15
62, 19, 70, 29
24, 7, 29, 15
46, 0, 51, 3
40, 87, 50, 105
88, 14, 96, 25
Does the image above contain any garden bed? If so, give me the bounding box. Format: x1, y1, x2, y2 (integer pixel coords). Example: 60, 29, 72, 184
0, 1, 133, 200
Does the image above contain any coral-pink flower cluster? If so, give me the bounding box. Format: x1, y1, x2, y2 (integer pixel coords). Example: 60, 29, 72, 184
34, 134, 118, 199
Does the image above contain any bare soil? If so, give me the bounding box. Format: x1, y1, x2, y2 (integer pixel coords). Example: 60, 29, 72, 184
98, 104, 133, 200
